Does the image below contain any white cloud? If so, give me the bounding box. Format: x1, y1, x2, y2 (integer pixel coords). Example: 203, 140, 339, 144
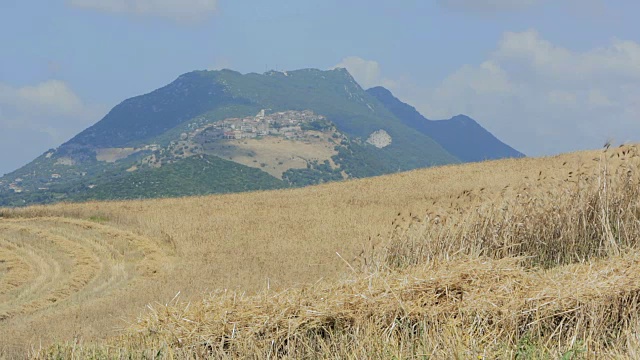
67, 0, 218, 23
416, 30, 640, 156
1, 80, 84, 117
333, 35, 640, 156
334, 56, 397, 90
0, 80, 106, 175
438, 0, 542, 12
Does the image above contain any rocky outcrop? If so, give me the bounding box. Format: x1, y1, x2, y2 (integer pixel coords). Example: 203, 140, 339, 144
366, 130, 392, 148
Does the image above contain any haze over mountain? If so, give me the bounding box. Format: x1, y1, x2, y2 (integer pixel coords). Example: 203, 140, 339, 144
0, 68, 522, 206
3, 2, 639, 178
367, 86, 524, 162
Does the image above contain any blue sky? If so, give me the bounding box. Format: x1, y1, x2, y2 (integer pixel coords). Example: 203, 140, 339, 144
1, 0, 639, 175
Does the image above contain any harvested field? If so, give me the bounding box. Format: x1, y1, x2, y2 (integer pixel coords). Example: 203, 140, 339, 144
2, 144, 640, 358
0, 217, 172, 355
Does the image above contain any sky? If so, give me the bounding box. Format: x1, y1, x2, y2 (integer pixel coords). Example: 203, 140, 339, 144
1, 0, 639, 176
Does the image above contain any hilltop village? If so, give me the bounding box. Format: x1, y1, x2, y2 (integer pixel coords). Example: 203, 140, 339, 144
0, 110, 338, 195
140, 109, 342, 170
191, 109, 331, 141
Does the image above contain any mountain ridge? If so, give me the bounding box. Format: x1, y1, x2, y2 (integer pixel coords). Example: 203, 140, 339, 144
0, 68, 522, 206
366, 86, 524, 162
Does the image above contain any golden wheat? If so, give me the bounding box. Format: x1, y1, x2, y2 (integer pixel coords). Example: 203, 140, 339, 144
1, 145, 639, 358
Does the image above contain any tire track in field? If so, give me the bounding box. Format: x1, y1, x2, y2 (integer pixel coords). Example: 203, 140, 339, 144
0, 241, 36, 294
0, 234, 65, 320
0, 217, 171, 321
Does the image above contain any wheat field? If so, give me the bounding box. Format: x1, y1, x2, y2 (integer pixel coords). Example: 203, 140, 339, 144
1, 145, 640, 358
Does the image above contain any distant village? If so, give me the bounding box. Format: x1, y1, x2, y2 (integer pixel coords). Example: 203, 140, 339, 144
191, 109, 328, 141
0, 110, 333, 194
1, 177, 24, 193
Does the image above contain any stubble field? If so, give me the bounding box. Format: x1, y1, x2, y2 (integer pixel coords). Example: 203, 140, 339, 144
2, 144, 640, 358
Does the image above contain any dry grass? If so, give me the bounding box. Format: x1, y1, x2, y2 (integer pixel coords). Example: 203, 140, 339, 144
0, 217, 171, 356
203, 132, 338, 178
51, 254, 640, 359
95, 148, 140, 163
1, 144, 640, 358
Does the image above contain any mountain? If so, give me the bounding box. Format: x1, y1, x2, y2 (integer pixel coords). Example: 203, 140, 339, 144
367, 86, 524, 162
0, 68, 520, 207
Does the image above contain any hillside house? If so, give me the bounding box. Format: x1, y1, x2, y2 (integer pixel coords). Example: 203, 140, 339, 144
9, 183, 23, 193
201, 128, 224, 140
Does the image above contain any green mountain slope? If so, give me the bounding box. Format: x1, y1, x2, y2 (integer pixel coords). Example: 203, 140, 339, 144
0, 155, 286, 206
67, 72, 251, 148
64, 68, 457, 167
75, 154, 287, 201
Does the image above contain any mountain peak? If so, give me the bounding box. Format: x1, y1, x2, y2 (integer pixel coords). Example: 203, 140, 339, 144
331, 67, 351, 75
450, 114, 474, 123
366, 86, 394, 97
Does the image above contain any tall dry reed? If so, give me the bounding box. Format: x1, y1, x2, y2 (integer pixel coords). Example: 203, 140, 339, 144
35, 146, 640, 359
379, 146, 640, 270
